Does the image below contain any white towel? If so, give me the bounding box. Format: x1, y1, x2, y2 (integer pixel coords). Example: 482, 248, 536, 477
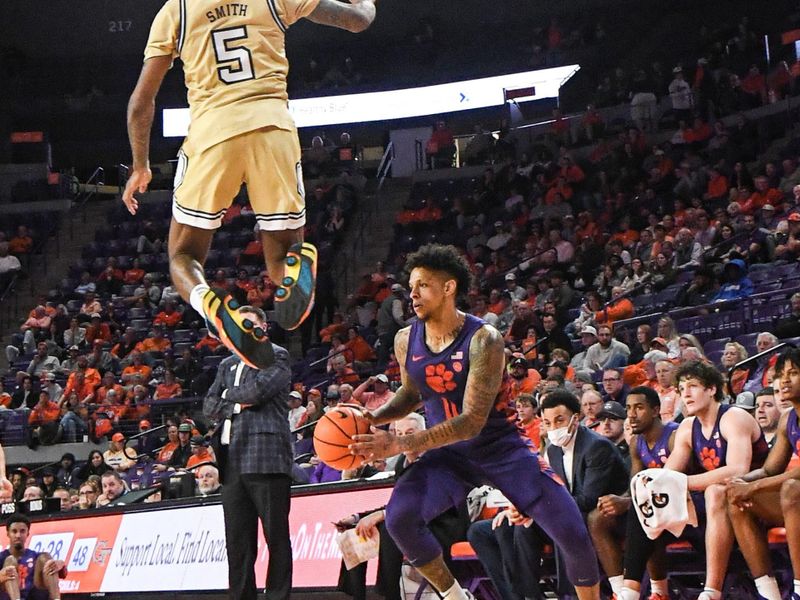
631, 468, 698, 539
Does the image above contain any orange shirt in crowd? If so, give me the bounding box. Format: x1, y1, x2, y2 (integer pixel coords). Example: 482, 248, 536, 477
706, 175, 729, 199
155, 382, 182, 400
96, 384, 125, 404
508, 371, 542, 398
594, 298, 635, 325
135, 337, 172, 354
519, 417, 542, 449
124, 268, 145, 284
0, 393, 11, 408
195, 335, 222, 352
157, 441, 179, 464
29, 401, 61, 425
345, 337, 376, 363
63, 368, 101, 399
9, 235, 33, 255
186, 447, 217, 470
122, 364, 152, 381
153, 311, 182, 328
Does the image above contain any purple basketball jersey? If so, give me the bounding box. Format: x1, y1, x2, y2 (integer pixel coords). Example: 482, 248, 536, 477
692, 403, 769, 471
786, 408, 800, 456
636, 421, 678, 468
405, 314, 517, 444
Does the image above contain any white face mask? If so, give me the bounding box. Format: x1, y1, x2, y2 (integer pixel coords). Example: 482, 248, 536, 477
547, 415, 576, 447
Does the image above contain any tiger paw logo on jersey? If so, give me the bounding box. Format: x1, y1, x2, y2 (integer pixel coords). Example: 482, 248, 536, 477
795, 439, 800, 457
699, 447, 720, 470
425, 363, 457, 393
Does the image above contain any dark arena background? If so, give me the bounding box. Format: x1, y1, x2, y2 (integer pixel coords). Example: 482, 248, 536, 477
2, 0, 800, 597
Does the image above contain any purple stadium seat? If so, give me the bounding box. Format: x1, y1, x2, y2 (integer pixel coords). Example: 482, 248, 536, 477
702, 338, 730, 356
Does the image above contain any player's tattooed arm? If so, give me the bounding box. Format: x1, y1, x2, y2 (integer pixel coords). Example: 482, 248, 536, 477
369, 328, 422, 425
306, 0, 376, 34
397, 325, 505, 454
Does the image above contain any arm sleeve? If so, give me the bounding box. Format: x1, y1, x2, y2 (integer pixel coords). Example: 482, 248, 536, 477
224, 350, 291, 406
277, 0, 322, 26
144, 0, 180, 61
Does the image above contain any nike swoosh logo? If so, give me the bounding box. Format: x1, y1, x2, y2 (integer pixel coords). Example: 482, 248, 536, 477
412, 355, 424, 361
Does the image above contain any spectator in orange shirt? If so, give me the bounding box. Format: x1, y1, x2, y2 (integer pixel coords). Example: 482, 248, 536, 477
28, 390, 62, 445
319, 312, 347, 344
507, 355, 542, 397
741, 64, 767, 106
186, 435, 217, 469
63, 356, 100, 395
344, 326, 376, 363
195, 332, 225, 356
515, 393, 541, 448
8, 225, 33, 255
426, 119, 455, 169
79, 293, 102, 319
246, 277, 274, 310
544, 176, 574, 205
123, 258, 145, 285
739, 175, 783, 215
0, 381, 10, 408
704, 166, 729, 201
85, 313, 112, 345
135, 326, 172, 356
121, 352, 152, 384
154, 370, 182, 401
61, 371, 96, 406
594, 286, 635, 325
155, 424, 180, 468
330, 355, 360, 386
95, 372, 125, 404
153, 300, 182, 329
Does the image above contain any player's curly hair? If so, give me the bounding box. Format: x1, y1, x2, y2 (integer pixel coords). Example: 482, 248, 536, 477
405, 244, 472, 297
675, 360, 724, 402
776, 348, 800, 376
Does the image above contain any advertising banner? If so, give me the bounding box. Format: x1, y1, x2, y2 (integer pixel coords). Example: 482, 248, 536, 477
0, 485, 393, 593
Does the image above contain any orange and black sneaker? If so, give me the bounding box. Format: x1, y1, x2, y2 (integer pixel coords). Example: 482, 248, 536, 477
274, 242, 317, 330
200, 288, 275, 370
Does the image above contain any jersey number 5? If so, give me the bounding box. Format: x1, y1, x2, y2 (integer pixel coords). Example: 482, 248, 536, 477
212, 26, 255, 84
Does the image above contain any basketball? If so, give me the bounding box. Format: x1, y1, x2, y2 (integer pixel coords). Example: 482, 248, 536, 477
313, 406, 372, 470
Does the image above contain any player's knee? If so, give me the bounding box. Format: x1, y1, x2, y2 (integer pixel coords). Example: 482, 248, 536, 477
704, 483, 726, 509
2, 555, 16, 569
466, 520, 491, 545
781, 479, 800, 509
586, 508, 606, 535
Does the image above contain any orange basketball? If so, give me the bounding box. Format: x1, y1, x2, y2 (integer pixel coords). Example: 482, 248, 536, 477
313, 406, 371, 470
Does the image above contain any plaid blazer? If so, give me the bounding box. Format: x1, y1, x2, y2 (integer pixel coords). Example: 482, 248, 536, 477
204, 346, 293, 476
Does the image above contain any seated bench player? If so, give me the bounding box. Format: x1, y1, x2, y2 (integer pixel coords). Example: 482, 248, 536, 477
726, 348, 800, 600
617, 360, 769, 600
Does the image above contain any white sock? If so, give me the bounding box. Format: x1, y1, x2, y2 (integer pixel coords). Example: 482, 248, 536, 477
619, 587, 639, 600
754, 575, 781, 600
189, 283, 211, 315
699, 588, 722, 600
794, 578, 800, 596
651, 578, 668, 597
608, 574, 624, 596
440, 581, 468, 600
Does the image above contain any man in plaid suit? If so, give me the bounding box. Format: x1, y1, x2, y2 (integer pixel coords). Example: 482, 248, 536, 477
204, 305, 293, 600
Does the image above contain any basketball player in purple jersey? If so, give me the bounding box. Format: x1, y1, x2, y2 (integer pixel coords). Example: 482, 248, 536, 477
726, 348, 800, 600
350, 244, 600, 600
590, 386, 678, 599
618, 360, 769, 600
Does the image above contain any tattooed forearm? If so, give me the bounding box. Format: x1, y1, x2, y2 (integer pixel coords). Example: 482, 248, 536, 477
371, 386, 422, 424
397, 325, 506, 454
